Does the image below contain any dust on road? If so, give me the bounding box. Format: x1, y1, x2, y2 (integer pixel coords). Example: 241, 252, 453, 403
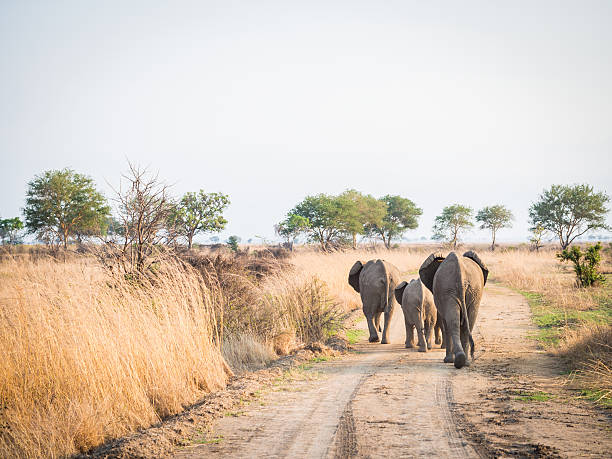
175, 284, 611, 458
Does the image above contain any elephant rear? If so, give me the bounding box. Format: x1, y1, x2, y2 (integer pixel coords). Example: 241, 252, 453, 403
349, 259, 400, 344
419, 251, 488, 368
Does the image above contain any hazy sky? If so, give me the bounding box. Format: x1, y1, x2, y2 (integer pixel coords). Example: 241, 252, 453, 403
1, 0, 611, 243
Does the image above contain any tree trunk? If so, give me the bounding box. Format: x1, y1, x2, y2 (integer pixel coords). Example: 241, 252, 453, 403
352, 233, 357, 250
188, 233, 193, 250
491, 230, 496, 251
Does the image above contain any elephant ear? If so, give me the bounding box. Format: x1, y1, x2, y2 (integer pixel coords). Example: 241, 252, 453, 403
394, 281, 408, 304
419, 253, 445, 292
463, 251, 489, 285
348, 261, 363, 293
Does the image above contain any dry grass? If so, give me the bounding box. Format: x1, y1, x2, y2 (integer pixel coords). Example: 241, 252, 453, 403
0, 257, 230, 458
477, 246, 612, 406
483, 248, 602, 311
558, 324, 612, 404
1, 243, 610, 457
289, 246, 435, 312
291, 244, 611, 405
221, 334, 277, 373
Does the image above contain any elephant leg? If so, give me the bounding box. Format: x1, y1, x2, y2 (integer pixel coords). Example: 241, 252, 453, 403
403, 313, 415, 348
381, 305, 394, 344
435, 315, 443, 346
365, 314, 379, 343
443, 319, 454, 363
374, 311, 382, 332
460, 327, 471, 367
426, 321, 434, 350
416, 325, 427, 352
450, 322, 466, 369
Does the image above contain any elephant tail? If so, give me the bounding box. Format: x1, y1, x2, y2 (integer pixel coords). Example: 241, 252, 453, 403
382, 272, 390, 312
460, 288, 475, 360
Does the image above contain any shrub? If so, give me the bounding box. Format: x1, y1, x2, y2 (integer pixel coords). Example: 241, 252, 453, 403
557, 242, 605, 287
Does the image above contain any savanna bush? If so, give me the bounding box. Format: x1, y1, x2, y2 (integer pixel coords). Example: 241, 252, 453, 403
557, 242, 605, 287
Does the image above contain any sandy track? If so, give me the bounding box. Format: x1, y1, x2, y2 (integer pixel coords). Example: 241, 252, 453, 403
175, 284, 611, 458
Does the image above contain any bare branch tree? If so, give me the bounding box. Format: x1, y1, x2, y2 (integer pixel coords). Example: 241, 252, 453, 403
104, 163, 176, 275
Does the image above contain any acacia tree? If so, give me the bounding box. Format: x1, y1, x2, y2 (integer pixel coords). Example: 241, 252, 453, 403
367, 195, 422, 249
290, 194, 345, 251
0, 217, 24, 245
275, 214, 310, 250
529, 184, 610, 249
337, 189, 386, 249
170, 190, 230, 249
432, 204, 474, 249
23, 169, 110, 249
476, 205, 514, 251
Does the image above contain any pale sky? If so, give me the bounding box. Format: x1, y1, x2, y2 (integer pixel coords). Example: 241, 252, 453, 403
1, 0, 611, 244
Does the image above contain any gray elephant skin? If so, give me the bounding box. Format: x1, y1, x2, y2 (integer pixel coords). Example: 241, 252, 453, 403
394, 278, 437, 352
348, 259, 401, 344
419, 251, 489, 369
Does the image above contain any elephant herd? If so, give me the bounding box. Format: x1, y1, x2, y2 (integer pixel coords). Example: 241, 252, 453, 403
348, 251, 489, 369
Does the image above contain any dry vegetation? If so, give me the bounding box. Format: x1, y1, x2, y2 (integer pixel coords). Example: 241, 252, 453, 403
0, 256, 230, 458
0, 242, 610, 457
0, 248, 344, 458
291, 244, 612, 405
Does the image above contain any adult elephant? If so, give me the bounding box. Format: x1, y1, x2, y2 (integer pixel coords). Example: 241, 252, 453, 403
419, 251, 488, 369
348, 259, 401, 344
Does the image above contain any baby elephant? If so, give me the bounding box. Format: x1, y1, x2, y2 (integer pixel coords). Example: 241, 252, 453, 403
394, 279, 437, 352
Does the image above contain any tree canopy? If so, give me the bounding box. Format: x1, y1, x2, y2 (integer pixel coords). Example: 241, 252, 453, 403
0, 217, 24, 245
367, 195, 422, 248
24, 169, 110, 248
432, 204, 474, 249
529, 184, 609, 249
476, 205, 513, 250
275, 214, 310, 249
336, 189, 386, 249
170, 190, 230, 249
290, 194, 346, 250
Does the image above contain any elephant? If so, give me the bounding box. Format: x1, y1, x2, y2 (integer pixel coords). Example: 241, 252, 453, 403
419, 251, 488, 369
348, 259, 401, 344
394, 278, 437, 352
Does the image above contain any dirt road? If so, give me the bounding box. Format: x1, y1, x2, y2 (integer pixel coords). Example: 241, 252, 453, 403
175, 284, 611, 458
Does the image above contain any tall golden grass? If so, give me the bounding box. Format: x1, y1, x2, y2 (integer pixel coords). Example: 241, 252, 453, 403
1, 244, 609, 457
289, 246, 433, 312
0, 257, 230, 458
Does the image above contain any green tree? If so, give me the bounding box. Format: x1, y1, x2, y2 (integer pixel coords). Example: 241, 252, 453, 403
476, 205, 514, 251
432, 204, 474, 249
557, 242, 605, 287
336, 189, 386, 249
529, 224, 546, 252
529, 184, 610, 249
0, 217, 24, 245
275, 214, 310, 250
367, 195, 422, 249
291, 194, 346, 251
226, 235, 241, 252
169, 190, 230, 249
24, 169, 110, 249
